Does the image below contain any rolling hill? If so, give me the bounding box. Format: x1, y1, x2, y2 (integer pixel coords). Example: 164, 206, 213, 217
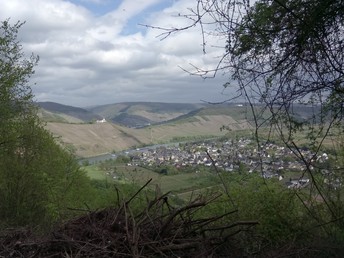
37, 101, 206, 127
36, 102, 101, 123
41, 102, 254, 157
39, 101, 319, 157
37, 101, 262, 128
46, 113, 251, 158
87, 102, 206, 127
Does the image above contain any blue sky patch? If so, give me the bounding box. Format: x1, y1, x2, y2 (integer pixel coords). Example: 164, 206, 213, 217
68, 0, 121, 16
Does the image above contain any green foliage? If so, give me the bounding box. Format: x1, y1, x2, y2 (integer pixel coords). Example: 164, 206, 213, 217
229, 0, 344, 143
0, 118, 94, 227
0, 20, 96, 228
177, 0, 344, 250
86, 179, 124, 209
0, 20, 38, 147
232, 176, 305, 243
115, 155, 131, 164
195, 174, 315, 252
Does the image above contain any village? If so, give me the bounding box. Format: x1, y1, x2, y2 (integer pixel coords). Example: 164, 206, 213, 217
121, 138, 332, 189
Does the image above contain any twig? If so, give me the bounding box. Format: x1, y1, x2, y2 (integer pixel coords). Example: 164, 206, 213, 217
125, 178, 152, 206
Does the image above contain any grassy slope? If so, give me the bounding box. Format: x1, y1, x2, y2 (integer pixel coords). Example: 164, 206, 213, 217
46, 112, 251, 157
84, 164, 217, 198
38, 109, 85, 123
46, 122, 144, 157
43, 103, 261, 157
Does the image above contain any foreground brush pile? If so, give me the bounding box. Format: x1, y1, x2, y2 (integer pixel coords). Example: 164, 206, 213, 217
0, 181, 257, 257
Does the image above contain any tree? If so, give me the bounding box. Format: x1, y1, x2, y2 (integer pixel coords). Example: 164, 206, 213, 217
153, 0, 344, 250
0, 20, 38, 146
226, 1, 344, 225
0, 20, 92, 227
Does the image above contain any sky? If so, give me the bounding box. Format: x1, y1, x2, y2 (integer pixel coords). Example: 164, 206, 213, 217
0, 0, 233, 107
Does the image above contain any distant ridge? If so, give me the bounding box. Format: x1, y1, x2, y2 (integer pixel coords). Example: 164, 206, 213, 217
36, 102, 101, 123
87, 102, 206, 128
40, 101, 323, 157
37, 101, 320, 127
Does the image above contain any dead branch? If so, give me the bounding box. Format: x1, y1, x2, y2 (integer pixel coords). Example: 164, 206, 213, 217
0, 181, 255, 257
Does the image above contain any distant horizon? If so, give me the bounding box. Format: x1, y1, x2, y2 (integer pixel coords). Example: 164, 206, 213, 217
35, 99, 247, 109
1, 0, 233, 107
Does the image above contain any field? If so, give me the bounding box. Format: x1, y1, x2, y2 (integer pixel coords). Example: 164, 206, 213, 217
83, 165, 108, 181
83, 164, 219, 198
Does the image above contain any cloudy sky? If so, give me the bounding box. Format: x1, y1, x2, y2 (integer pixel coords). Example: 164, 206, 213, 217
1, 0, 232, 107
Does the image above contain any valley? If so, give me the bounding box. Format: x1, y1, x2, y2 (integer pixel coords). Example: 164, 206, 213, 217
40, 102, 255, 157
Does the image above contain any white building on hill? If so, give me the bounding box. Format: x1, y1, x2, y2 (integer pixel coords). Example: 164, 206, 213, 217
96, 118, 107, 123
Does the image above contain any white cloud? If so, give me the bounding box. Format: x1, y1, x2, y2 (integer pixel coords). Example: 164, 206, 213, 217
0, 0, 231, 107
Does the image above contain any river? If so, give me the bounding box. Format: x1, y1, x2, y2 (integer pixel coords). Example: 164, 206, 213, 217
77, 142, 181, 165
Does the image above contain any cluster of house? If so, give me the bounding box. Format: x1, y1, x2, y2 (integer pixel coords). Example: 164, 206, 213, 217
124, 138, 335, 188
